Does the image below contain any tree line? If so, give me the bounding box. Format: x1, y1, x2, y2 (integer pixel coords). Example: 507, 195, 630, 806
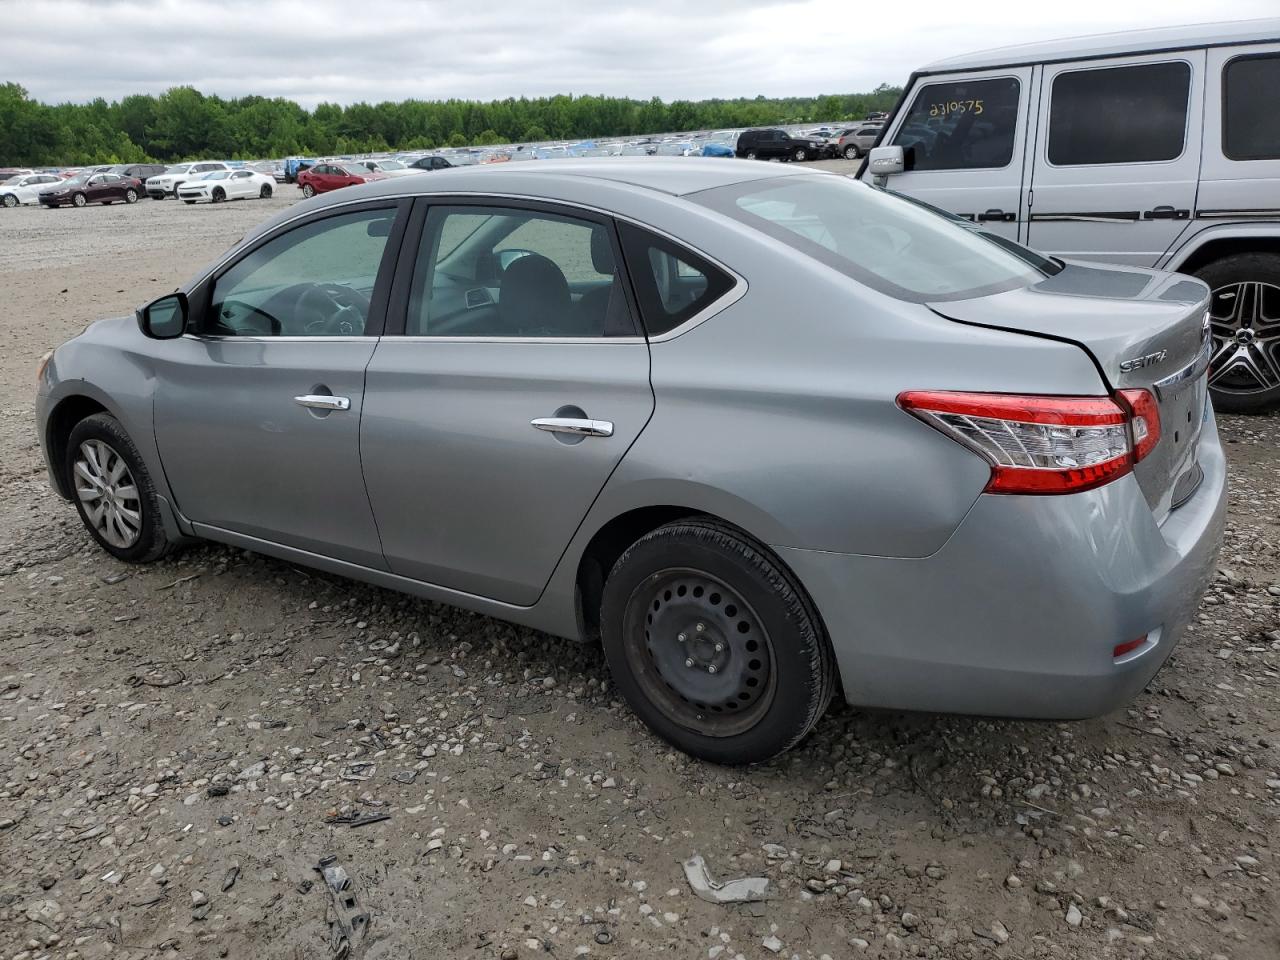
0, 82, 902, 166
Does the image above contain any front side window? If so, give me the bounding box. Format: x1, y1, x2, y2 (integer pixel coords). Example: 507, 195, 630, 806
693, 175, 1050, 303
1048, 61, 1190, 165
408, 205, 635, 338
202, 208, 397, 337
892, 76, 1020, 171
1223, 53, 1280, 161
617, 223, 735, 336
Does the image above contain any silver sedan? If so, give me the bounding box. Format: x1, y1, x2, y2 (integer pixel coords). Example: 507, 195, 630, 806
36, 160, 1226, 764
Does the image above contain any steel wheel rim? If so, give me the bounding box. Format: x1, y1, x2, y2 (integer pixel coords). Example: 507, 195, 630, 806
622, 568, 776, 737
1207, 281, 1280, 396
74, 440, 142, 548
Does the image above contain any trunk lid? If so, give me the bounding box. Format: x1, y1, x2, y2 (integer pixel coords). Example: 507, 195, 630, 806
930, 260, 1212, 523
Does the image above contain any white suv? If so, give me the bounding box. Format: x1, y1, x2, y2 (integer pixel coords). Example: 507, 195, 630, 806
145, 161, 231, 200
864, 18, 1280, 412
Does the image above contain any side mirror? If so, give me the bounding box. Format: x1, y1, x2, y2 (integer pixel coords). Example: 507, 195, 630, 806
867, 145, 905, 186
137, 292, 188, 339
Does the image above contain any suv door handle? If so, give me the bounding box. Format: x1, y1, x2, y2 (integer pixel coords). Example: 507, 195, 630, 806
294, 394, 351, 411
1144, 206, 1190, 220
976, 209, 1015, 222
531, 417, 613, 438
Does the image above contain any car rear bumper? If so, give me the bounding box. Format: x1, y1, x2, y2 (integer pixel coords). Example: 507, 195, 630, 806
777, 408, 1227, 720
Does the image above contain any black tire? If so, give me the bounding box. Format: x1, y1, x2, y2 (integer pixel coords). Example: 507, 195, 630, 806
2, 193, 17, 208
1193, 252, 1280, 413
212, 187, 225, 203
794, 147, 807, 162
72, 192, 87, 207
744, 151, 757, 160
65, 414, 172, 564
600, 518, 835, 764
171, 182, 183, 198
843, 144, 860, 160
259, 183, 272, 198
124, 188, 138, 203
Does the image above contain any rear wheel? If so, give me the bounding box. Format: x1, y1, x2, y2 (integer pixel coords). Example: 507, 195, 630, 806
744, 150, 757, 160
72, 193, 87, 207
1194, 253, 1280, 413
600, 518, 835, 764
301, 183, 316, 198
843, 144, 860, 160
794, 147, 807, 162
65, 414, 172, 563
2, 193, 17, 208
259, 183, 272, 198
124, 188, 138, 203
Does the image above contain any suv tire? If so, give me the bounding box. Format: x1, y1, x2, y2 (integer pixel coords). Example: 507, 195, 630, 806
1193, 253, 1280, 413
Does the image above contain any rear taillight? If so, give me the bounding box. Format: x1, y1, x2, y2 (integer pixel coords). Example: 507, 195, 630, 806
898, 390, 1160, 495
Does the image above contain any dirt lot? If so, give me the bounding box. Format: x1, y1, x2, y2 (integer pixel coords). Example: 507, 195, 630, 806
1, 169, 1278, 960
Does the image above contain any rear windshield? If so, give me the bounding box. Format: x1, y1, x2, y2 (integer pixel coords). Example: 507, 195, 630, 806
691, 175, 1050, 302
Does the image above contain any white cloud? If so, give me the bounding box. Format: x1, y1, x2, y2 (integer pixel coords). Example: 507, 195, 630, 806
1, 0, 1275, 106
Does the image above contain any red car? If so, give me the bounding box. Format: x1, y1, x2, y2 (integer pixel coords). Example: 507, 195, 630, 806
296, 162, 386, 197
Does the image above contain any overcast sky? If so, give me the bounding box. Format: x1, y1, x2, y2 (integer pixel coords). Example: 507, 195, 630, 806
2, 0, 1275, 107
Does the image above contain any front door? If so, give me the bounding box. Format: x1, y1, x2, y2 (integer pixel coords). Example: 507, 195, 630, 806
152, 202, 407, 568
362, 200, 654, 605
865, 68, 1034, 241
1026, 51, 1206, 266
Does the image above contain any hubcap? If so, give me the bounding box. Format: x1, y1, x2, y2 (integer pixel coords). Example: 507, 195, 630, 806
1208, 281, 1280, 395
625, 569, 774, 737
73, 440, 142, 548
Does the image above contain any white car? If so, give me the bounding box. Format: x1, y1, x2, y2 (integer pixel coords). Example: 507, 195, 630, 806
1, 173, 65, 208
145, 161, 231, 199
176, 169, 276, 204
359, 158, 421, 178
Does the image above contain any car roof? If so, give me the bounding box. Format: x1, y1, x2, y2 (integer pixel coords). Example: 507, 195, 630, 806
921, 17, 1280, 73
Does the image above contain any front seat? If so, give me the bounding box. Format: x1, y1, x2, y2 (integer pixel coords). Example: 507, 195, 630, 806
497, 253, 571, 335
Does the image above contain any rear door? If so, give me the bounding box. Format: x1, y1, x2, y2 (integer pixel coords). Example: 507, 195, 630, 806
868, 68, 1033, 241
361, 199, 654, 605
1026, 51, 1206, 266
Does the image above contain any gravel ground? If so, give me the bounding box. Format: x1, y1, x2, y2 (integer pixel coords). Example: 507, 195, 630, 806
1, 170, 1279, 960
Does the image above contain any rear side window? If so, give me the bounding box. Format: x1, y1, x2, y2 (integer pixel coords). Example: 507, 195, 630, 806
891, 76, 1020, 170
1223, 54, 1280, 161
617, 223, 735, 336
1048, 61, 1190, 165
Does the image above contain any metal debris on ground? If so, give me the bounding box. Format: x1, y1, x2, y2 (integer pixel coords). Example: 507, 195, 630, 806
682, 853, 776, 904
315, 855, 370, 958
324, 812, 391, 828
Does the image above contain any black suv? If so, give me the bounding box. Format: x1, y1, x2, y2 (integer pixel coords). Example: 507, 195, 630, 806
408, 155, 454, 171
735, 129, 822, 162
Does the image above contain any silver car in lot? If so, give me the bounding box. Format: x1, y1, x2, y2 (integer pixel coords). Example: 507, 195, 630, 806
36, 160, 1226, 764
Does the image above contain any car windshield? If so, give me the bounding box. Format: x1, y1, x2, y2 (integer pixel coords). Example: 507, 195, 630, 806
166, 164, 192, 174
693, 175, 1051, 303
200, 171, 231, 180
336, 164, 367, 176
1, 175, 22, 185
377, 159, 406, 170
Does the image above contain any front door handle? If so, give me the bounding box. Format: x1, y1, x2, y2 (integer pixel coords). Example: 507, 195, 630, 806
294, 394, 351, 411
976, 208, 1015, 223
531, 417, 613, 438
1144, 205, 1190, 221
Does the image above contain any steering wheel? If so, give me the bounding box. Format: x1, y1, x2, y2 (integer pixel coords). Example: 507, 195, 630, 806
295, 282, 371, 335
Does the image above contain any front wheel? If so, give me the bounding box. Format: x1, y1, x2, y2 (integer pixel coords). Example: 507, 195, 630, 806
212, 187, 225, 203
65, 414, 173, 563
72, 193, 87, 207
600, 518, 835, 764
1194, 253, 1280, 413
843, 144, 860, 160
124, 188, 138, 204
2, 193, 17, 208
259, 183, 272, 198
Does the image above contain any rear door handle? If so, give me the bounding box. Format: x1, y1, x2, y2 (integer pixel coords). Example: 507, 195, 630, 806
294, 394, 351, 411
531, 417, 613, 438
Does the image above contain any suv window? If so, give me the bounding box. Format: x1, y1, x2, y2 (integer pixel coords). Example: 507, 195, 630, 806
1048, 61, 1190, 165
617, 222, 734, 336
408, 205, 634, 338
204, 208, 396, 337
1223, 53, 1280, 161
892, 76, 1020, 171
